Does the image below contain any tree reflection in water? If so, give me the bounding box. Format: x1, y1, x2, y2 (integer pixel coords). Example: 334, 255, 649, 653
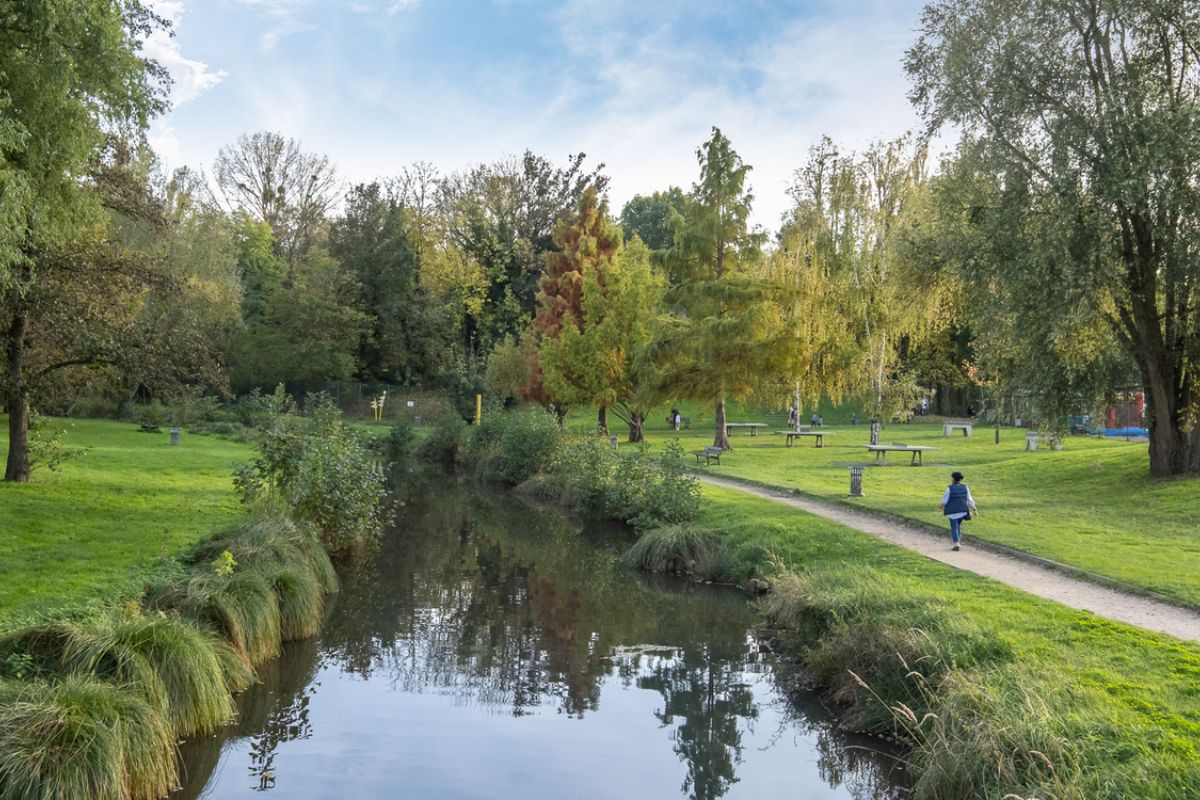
174, 473, 904, 800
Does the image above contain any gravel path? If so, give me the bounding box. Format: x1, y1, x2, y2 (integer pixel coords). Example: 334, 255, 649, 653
699, 474, 1200, 643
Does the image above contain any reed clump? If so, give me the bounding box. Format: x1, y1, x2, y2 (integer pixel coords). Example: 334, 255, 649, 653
0, 676, 176, 800
0, 511, 340, 800
620, 525, 730, 581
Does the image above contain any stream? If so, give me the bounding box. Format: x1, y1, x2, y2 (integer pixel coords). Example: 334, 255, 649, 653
173, 472, 906, 799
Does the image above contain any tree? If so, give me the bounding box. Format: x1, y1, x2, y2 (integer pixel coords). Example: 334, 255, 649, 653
1, 0, 170, 482
437, 151, 608, 356
214, 131, 340, 264
619, 188, 688, 252
541, 237, 667, 441
527, 186, 621, 428
907, 0, 1200, 475
226, 233, 372, 393
780, 135, 944, 442
660, 128, 769, 450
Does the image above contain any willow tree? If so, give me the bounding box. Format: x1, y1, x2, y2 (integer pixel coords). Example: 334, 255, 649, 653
907, 0, 1200, 476
661, 129, 768, 451
527, 185, 621, 428
1, 0, 169, 482
779, 136, 943, 443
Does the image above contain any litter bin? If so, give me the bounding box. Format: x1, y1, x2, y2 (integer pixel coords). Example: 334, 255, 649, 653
170, 427, 181, 446
849, 466, 864, 497
608, 435, 619, 450
1025, 431, 1038, 451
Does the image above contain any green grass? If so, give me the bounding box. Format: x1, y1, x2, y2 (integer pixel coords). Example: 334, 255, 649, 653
694, 484, 1200, 798
620, 407, 1200, 607
0, 417, 253, 617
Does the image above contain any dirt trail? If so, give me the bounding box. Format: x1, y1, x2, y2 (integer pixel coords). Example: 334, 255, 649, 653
699, 474, 1200, 644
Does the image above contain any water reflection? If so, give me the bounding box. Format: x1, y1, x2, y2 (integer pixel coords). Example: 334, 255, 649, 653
174, 473, 904, 800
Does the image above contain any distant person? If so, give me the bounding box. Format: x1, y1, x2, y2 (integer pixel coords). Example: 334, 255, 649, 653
816, 414, 824, 427
938, 471, 978, 552
671, 409, 681, 431
787, 406, 798, 428
850, 413, 857, 425
811, 413, 819, 427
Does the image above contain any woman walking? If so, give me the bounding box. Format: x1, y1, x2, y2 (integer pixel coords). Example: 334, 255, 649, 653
938, 471, 978, 551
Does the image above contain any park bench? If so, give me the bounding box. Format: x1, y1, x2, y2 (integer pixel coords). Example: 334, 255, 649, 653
777, 429, 834, 448
943, 419, 973, 437
864, 443, 937, 466
693, 445, 724, 465
724, 422, 767, 437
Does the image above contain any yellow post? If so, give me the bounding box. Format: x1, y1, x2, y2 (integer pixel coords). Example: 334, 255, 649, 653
475, 394, 482, 425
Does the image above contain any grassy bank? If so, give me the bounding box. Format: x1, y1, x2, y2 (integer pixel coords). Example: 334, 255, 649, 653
0, 418, 253, 618
693, 483, 1200, 798
622, 409, 1200, 608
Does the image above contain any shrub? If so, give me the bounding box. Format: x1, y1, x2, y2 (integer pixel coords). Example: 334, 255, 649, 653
154, 570, 283, 668
606, 441, 702, 530
543, 436, 620, 512
382, 417, 416, 464
490, 408, 563, 484
0, 676, 176, 800
235, 395, 386, 557
418, 407, 467, 464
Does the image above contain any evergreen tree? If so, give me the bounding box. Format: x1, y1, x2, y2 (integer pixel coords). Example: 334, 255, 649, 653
661, 128, 768, 450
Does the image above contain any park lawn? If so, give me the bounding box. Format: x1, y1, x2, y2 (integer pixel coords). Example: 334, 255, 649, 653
699, 483, 1200, 794
0, 417, 253, 618
639, 411, 1200, 608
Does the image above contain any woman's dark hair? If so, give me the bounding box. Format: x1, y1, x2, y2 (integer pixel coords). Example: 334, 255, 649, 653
950, 471, 964, 482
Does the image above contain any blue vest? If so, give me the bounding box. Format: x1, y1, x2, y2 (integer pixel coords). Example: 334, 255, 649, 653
944, 483, 970, 515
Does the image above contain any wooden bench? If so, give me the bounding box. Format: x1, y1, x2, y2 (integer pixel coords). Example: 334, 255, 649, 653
864, 443, 937, 465
777, 430, 834, 448
942, 419, 973, 437
693, 445, 724, 465
724, 422, 767, 437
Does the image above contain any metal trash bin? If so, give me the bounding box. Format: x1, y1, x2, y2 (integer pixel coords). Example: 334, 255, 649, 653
1025, 431, 1038, 451
170, 427, 181, 446
608, 435, 619, 450
849, 466, 864, 497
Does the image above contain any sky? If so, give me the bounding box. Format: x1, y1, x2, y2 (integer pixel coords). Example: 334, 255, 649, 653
145, 0, 930, 230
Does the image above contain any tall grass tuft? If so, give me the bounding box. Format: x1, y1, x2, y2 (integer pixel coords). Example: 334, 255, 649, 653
272, 566, 325, 641
620, 525, 728, 580
763, 567, 1013, 731
0, 676, 176, 800
175, 570, 282, 667
67, 614, 238, 737
892, 668, 1085, 800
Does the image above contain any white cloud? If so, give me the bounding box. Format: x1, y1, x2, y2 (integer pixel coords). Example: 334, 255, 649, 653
387, 0, 420, 13
143, 0, 226, 107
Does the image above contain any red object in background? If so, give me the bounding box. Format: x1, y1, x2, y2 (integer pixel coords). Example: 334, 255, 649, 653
1106, 391, 1146, 430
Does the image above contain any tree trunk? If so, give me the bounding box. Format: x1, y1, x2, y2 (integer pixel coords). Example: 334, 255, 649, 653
792, 382, 802, 432
4, 312, 30, 483
1145, 374, 1200, 476
628, 412, 645, 443
597, 405, 608, 435
714, 396, 731, 450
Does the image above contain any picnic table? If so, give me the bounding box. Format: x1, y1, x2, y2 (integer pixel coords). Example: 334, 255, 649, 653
776, 430, 834, 448
724, 422, 767, 437
942, 419, 973, 437
864, 443, 937, 465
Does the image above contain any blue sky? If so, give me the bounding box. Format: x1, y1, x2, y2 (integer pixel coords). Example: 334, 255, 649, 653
147, 0, 928, 228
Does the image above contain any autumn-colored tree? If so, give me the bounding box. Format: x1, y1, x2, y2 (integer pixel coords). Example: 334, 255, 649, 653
525, 185, 621, 428
541, 237, 666, 441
